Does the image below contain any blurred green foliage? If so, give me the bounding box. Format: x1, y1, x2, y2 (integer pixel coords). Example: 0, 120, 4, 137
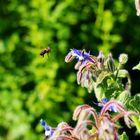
0, 0, 140, 139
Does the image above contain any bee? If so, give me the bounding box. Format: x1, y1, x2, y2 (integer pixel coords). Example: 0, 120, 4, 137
40, 47, 51, 57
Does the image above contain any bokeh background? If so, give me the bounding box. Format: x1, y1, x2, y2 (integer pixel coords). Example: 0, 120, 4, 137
0, 0, 140, 139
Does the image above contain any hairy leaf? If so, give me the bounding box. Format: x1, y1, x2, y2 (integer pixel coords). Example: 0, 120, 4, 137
133, 62, 140, 70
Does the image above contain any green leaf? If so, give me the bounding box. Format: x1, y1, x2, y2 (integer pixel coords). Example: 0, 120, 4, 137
117, 90, 130, 104
96, 71, 112, 86
127, 94, 140, 113
133, 62, 140, 70
94, 85, 105, 101
116, 69, 129, 78
131, 115, 140, 134
120, 132, 129, 140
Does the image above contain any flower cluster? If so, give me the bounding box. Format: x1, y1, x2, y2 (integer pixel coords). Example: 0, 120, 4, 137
40, 99, 137, 140
40, 49, 139, 140
65, 49, 117, 93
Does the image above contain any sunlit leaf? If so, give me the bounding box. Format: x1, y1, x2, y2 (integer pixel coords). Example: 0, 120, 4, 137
133, 62, 140, 71
127, 94, 140, 113
96, 71, 112, 86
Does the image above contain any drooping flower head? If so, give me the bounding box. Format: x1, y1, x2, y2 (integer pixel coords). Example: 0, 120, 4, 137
72, 100, 137, 140
65, 49, 98, 93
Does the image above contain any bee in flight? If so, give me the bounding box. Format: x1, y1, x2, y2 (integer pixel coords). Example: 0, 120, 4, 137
40, 47, 51, 57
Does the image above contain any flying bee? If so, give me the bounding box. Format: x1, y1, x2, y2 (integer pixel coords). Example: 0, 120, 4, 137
40, 47, 51, 57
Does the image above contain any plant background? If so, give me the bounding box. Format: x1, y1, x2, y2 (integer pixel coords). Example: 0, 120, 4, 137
0, 0, 140, 139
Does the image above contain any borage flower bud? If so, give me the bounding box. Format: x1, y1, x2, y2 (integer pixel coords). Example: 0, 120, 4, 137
97, 51, 105, 69
119, 53, 128, 65
65, 48, 98, 93
135, 0, 140, 16
73, 104, 92, 122
105, 53, 116, 72
65, 51, 75, 62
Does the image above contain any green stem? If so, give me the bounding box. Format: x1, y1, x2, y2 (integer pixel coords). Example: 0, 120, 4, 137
114, 63, 121, 81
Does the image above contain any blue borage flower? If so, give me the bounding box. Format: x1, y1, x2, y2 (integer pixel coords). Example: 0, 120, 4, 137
99, 98, 118, 113
65, 49, 96, 63
65, 49, 98, 93
40, 119, 54, 138
92, 98, 118, 113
